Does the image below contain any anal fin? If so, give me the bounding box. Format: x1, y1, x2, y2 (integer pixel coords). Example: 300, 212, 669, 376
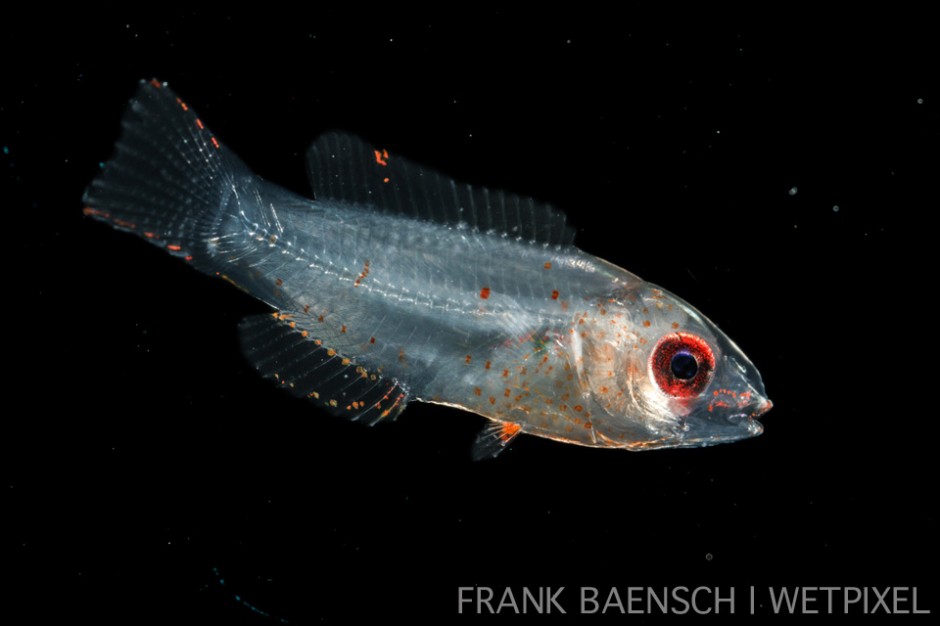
239, 313, 409, 425
472, 421, 522, 460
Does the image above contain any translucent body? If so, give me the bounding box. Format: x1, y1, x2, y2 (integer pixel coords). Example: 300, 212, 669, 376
84, 80, 771, 455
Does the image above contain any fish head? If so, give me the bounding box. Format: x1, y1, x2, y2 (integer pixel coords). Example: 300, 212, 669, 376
575, 284, 771, 450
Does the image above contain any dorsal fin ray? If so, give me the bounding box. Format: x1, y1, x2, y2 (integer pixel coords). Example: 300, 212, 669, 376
305, 132, 575, 247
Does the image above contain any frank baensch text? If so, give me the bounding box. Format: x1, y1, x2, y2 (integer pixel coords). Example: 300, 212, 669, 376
457, 586, 930, 615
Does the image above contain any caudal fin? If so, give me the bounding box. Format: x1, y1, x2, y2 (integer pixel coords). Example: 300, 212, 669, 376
83, 79, 254, 272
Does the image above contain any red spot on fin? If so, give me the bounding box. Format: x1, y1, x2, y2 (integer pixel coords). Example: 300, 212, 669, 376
112, 218, 137, 229
83, 207, 111, 218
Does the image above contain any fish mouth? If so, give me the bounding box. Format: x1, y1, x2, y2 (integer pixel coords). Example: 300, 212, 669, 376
753, 397, 773, 417
679, 394, 772, 444
726, 396, 772, 436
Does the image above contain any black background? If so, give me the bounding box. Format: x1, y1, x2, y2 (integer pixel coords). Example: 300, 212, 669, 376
3, 8, 936, 624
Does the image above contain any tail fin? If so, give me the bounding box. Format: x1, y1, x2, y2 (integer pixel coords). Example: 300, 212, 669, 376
83, 79, 255, 273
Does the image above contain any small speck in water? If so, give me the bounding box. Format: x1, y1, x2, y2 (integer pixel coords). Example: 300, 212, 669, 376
916, 98, 924, 105
832, 205, 840, 212
705, 553, 714, 561
788, 186, 798, 196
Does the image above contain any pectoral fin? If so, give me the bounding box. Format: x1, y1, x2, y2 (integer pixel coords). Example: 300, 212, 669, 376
472, 421, 523, 460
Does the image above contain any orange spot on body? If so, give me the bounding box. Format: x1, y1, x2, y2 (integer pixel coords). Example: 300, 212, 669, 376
354, 260, 370, 287
383, 177, 390, 183
480, 287, 491, 300
211, 137, 220, 149
551, 290, 560, 300
374, 149, 389, 166
167, 244, 182, 252
184, 255, 193, 262
149, 79, 161, 88
370, 336, 376, 344
489, 397, 496, 405
574, 405, 584, 412
672, 322, 680, 329
303, 304, 311, 314
195, 118, 204, 129
504, 388, 511, 397
275, 278, 284, 286
465, 355, 472, 364
484, 361, 491, 370
175, 97, 189, 111
341, 325, 347, 334
643, 320, 651, 327
301, 330, 308, 338
474, 387, 482, 396
544, 262, 552, 270
326, 349, 336, 357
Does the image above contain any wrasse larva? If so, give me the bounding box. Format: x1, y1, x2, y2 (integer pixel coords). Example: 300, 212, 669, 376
85, 80, 771, 459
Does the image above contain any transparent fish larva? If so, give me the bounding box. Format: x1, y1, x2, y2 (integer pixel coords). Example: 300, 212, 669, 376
85, 80, 771, 459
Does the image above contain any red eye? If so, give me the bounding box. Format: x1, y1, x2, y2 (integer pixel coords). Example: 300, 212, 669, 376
650, 333, 715, 398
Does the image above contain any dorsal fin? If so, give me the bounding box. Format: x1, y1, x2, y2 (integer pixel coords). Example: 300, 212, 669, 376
306, 132, 575, 247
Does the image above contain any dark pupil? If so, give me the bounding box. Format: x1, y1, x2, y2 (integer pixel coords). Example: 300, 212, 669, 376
670, 351, 698, 380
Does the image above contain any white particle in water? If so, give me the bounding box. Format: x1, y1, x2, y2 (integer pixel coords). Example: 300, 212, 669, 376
789, 186, 798, 196
833, 205, 840, 212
